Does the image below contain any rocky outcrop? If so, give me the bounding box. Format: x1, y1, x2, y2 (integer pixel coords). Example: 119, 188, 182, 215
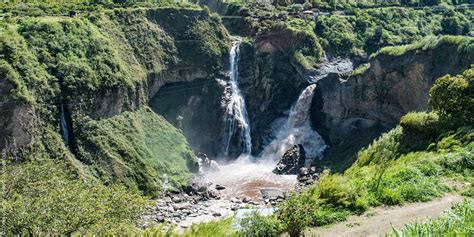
273, 144, 306, 175
239, 40, 308, 155
150, 77, 227, 157
311, 37, 474, 170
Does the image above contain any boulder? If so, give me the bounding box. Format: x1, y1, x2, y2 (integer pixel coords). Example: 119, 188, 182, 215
260, 189, 284, 200
273, 144, 306, 174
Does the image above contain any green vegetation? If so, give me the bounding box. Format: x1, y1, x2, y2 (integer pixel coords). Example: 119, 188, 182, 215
430, 65, 474, 127
240, 212, 283, 237
241, 66, 474, 236
388, 200, 474, 236
228, 1, 472, 60
372, 35, 473, 58
75, 108, 198, 196
0, 5, 228, 193
1, 159, 148, 235
317, 7, 472, 57
138, 218, 237, 236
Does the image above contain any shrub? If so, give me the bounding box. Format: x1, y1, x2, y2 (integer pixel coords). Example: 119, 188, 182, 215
429, 67, 474, 127
356, 126, 403, 167
1, 160, 148, 235
314, 171, 367, 213
276, 193, 316, 237
311, 207, 350, 226
182, 218, 237, 237
239, 212, 283, 237
400, 112, 441, 151
378, 187, 403, 205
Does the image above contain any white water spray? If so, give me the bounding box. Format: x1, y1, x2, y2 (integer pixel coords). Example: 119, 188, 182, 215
222, 38, 252, 156
260, 84, 327, 163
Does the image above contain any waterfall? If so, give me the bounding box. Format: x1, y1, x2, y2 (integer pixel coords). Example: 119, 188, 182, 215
260, 84, 327, 163
60, 103, 69, 145
222, 38, 252, 156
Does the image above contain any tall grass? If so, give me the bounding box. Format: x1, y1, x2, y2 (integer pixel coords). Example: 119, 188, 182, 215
388, 200, 474, 236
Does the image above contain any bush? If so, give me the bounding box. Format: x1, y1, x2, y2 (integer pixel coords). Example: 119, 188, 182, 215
356, 126, 403, 167
1, 160, 148, 235
311, 207, 350, 226
182, 218, 237, 237
314, 171, 367, 213
239, 212, 283, 237
400, 112, 441, 151
429, 67, 474, 127
276, 193, 316, 237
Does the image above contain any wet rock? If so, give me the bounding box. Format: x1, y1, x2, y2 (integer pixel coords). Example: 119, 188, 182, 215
215, 184, 226, 190
242, 197, 252, 203
198, 153, 220, 173
172, 196, 183, 203
299, 167, 309, 176
156, 215, 165, 223
261, 189, 284, 200
273, 144, 306, 175
197, 185, 208, 193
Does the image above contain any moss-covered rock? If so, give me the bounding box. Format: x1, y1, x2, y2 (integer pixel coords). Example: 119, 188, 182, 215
75, 108, 197, 196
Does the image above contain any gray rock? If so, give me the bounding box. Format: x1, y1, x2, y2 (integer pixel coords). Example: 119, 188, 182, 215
215, 184, 226, 190
242, 197, 252, 203
273, 144, 306, 175
261, 189, 284, 199
172, 196, 182, 203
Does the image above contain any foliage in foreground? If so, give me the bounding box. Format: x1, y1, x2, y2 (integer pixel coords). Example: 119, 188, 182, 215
1, 159, 148, 235
140, 218, 237, 237
388, 200, 474, 236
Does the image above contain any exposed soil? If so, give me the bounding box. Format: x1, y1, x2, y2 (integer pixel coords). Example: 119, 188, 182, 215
306, 194, 464, 237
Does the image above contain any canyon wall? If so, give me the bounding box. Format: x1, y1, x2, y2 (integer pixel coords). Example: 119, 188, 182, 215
311, 37, 473, 170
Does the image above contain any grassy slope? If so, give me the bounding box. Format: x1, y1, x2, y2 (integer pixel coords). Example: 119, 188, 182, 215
75, 108, 197, 194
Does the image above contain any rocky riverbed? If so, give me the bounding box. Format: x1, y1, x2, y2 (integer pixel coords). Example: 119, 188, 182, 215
141, 183, 288, 230
141, 152, 325, 230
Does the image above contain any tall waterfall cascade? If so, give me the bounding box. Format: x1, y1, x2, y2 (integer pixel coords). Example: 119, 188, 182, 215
222, 38, 252, 157
260, 84, 327, 163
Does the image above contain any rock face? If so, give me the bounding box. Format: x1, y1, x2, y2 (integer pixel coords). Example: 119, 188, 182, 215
311, 38, 474, 170
150, 78, 227, 158
273, 144, 306, 175
239, 40, 308, 155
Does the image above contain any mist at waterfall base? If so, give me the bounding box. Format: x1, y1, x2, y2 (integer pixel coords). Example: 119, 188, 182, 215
199, 39, 327, 199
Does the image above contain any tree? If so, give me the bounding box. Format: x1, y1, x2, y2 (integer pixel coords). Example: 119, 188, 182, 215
440, 12, 470, 35
429, 67, 474, 127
